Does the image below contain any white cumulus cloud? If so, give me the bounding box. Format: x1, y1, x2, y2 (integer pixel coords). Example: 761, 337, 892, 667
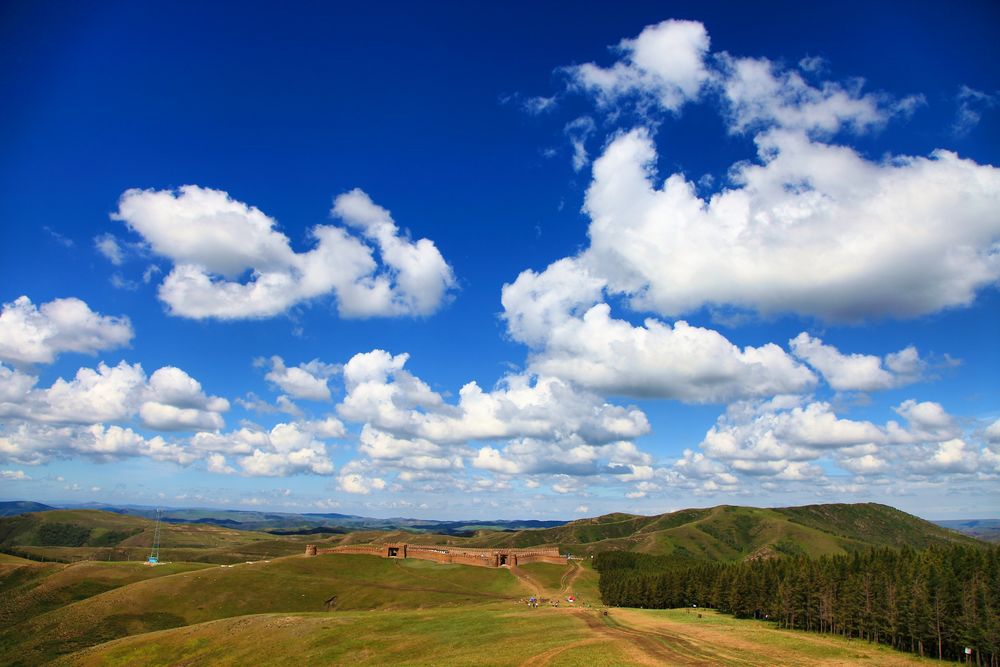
260, 356, 338, 401
790, 333, 925, 391
0, 296, 133, 366
568, 19, 711, 113
112, 185, 455, 320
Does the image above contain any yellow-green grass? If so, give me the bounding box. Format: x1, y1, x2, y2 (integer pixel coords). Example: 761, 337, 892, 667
566, 559, 602, 602
54, 605, 933, 667
515, 562, 566, 596
614, 608, 934, 665
0, 560, 214, 627
0, 510, 311, 556
0, 553, 34, 564
0, 554, 532, 665
55, 606, 588, 667
514, 561, 600, 605
8, 538, 309, 565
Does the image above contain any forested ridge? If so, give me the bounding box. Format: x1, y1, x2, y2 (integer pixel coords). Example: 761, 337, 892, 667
596, 544, 999, 664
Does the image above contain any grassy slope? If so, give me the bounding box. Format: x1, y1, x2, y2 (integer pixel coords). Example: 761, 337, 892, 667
0, 554, 533, 665
463, 503, 982, 561
0, 553, 35, 564
0, 509, 312, 564
0, 560, 214, 627
54, 606, 932, 667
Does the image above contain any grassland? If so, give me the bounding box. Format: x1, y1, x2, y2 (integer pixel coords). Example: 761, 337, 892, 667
0, 554, 536, 665
0, 509, 312, 564
0, 560, 214, 627
0, 503, 982, 665
461, 503, 981, 560
52, 605, 934, 666
0, 546, 939, 666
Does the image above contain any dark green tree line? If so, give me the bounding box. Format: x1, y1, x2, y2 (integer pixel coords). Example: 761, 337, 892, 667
596, 544, 999, 665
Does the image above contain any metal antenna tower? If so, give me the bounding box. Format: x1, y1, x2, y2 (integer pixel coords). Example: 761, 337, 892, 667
147, 508, 162, 564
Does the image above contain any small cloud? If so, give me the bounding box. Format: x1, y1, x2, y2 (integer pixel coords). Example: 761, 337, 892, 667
44, 226, 74, 248
574, 505, 589, 514
798, 55, 826, 73
953, 85, 998, 137
564, 116, 596, 172
142, 265, 162, 284
110, 273, 139, 291
95, 234, 124, 265
501, 92, 558, 115
1, 470, 31, 481
523, 95, 557, 115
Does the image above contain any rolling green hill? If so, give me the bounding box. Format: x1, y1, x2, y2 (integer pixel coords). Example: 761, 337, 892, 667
460, 503, 982, 561
0, 554, 536, 665
0, 510, 311, 564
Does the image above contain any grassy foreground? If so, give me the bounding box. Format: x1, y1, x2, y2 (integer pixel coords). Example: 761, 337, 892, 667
0, 551, 940, 666
0, 555, 531, 665
54, 605, 934, 666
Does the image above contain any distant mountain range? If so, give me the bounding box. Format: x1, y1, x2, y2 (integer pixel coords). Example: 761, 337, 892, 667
933, 519, 1000, 543
0, 500, 566, 536
0, 501, 54, 517
1, 499, 995, 547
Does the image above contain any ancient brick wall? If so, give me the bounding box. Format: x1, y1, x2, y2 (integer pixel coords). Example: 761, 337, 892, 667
450, 552, 495, 567
515, 553, 569, 566
305, 542, 566, 567
313, 544, 384, 556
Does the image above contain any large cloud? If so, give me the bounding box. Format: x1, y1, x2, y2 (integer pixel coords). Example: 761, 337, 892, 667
0, 361, 228, 431
331, 348, 658, 485
502, 258, 816, 402
0, 296, 133, 366
580, 128, 1000, 321
337, 349, 650, 445
0, 421, 197, 466
689, 396, 997, 485
191, 422, 335, 476
534, 20, 1000, 327
112, 185, 455, 320
509, 295, 816, 402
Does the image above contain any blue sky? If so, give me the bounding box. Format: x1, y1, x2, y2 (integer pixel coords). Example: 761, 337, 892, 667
1, 1, 998, 520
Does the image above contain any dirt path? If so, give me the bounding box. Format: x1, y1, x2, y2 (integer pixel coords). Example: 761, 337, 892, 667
557, 561, 582, 597
509, 566, 551, 598
606, 609, 925, 666
517, 637, 606, 666
571, 609, 700, 665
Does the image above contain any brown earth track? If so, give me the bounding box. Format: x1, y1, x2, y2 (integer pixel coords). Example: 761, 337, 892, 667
557, 561, 581, 597
509, 566, 551, 598
517, 637, 606, 666
572, 609, 703, 665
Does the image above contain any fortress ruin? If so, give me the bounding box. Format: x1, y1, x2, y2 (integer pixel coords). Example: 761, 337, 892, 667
304, 542, 565, 568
